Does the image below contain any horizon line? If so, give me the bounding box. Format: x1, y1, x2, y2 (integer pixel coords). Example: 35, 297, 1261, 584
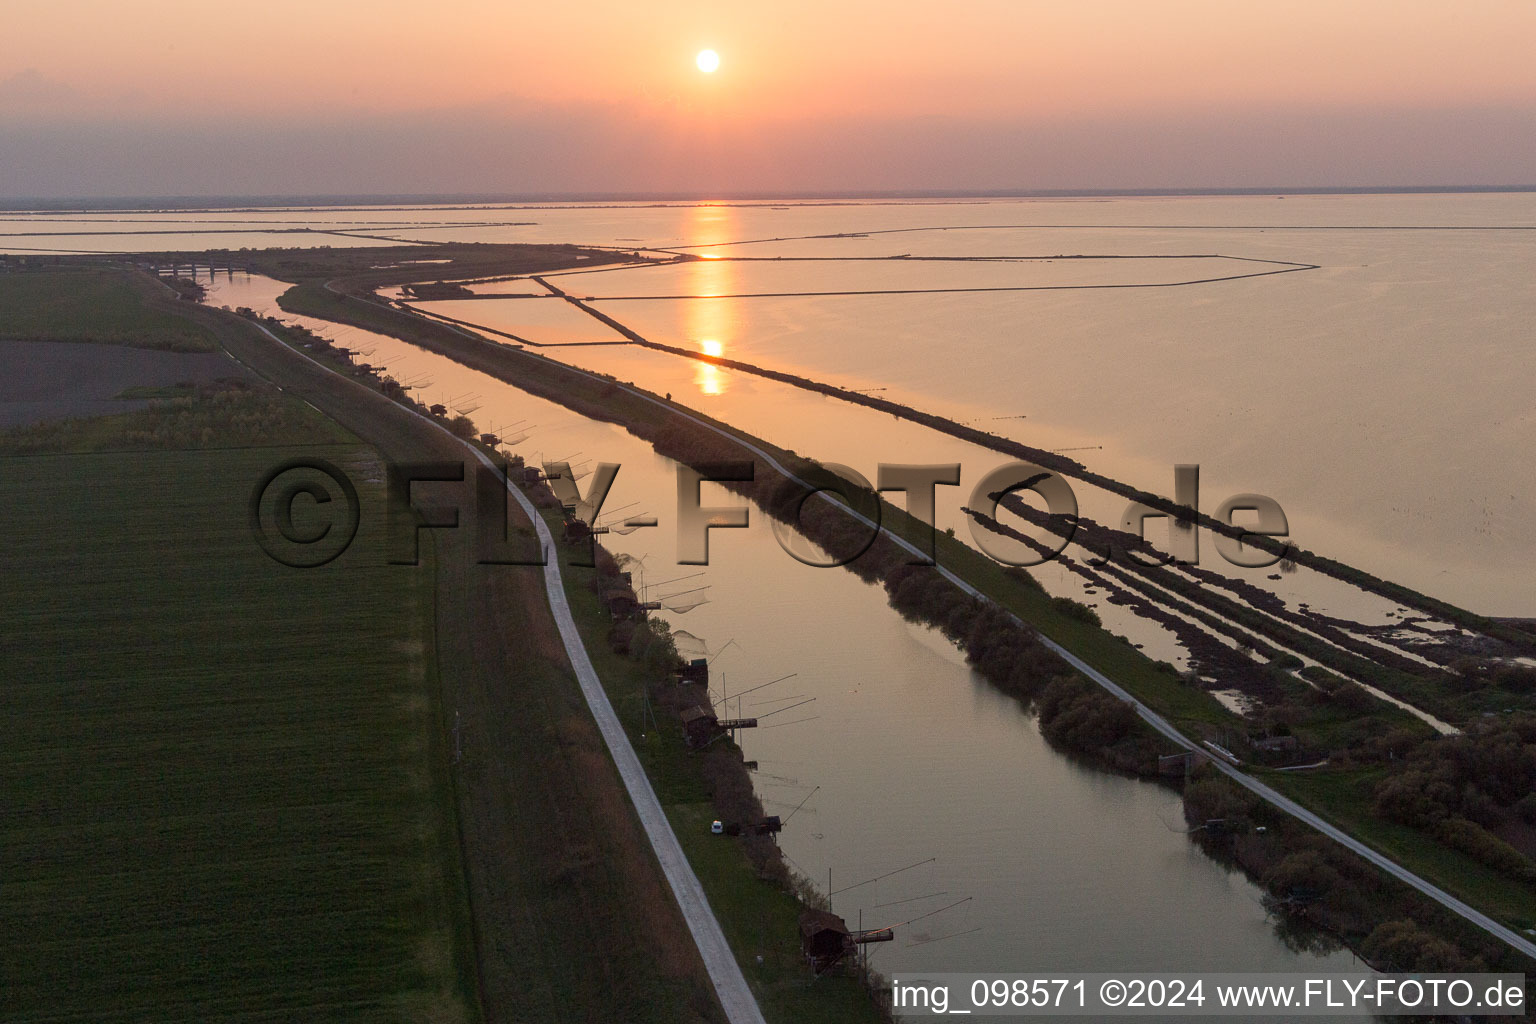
3, 185, 1536, 212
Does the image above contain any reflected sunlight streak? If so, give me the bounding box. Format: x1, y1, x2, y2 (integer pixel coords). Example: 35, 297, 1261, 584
687, 206, 735, 396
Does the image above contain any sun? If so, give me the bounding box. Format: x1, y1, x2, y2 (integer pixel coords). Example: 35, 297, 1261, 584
696, 49, 720, 73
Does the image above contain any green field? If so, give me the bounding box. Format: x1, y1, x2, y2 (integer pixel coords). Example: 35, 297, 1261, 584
0, 267, 477, 1021
0, 270, 216, 351
0, 381, 347, 455
0, 445, 474, 1022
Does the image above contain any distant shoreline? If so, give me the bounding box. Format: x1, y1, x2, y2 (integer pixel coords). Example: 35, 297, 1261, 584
3, 185, 1536, 213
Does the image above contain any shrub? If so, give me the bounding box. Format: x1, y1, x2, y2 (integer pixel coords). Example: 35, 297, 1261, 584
1002, 565, 1044, 591
1183, 778, 1259, 827
1361, 920, 1483, 973
1265, 850, 1343, 901
1049, 596, 1101, 626
1373, 769, 1452, 828
1037, 677, 1137, 750
1494, 663, 1536, 694
1433, 818, 1536, 883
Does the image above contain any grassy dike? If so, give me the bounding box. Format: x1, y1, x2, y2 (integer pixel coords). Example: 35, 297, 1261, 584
275, 276, 1536, 969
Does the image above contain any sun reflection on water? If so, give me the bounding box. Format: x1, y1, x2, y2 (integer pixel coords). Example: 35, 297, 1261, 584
696, 339, 725, 395
687, 206, 735, 396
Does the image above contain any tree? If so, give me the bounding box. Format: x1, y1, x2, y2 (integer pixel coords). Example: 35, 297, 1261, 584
1265, 850, 1341, 901
1361, 920, 1482, 972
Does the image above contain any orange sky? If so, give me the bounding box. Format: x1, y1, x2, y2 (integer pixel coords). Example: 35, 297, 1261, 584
8, 0, 1536, 119
3, 0, 1535, 195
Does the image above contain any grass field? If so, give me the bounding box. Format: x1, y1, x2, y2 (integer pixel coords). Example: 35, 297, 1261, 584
0, 271, 482, 1020
0, 380, 348, 454
0, 270, 216, 352
0, 443, 474, 1022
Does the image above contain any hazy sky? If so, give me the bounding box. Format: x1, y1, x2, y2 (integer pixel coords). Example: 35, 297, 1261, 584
3, 0, 1535, 196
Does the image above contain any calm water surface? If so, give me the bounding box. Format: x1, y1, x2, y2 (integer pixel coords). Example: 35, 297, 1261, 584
48, 193, 1527, 613
205, 273, 1373, 1015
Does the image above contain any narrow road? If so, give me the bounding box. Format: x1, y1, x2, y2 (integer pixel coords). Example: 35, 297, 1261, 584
508, 457, 770, 1024
702, 418, 1536, 961
233, 309, 770, 1024
657, 392, 1536, 963
395, 296, 1536, 964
